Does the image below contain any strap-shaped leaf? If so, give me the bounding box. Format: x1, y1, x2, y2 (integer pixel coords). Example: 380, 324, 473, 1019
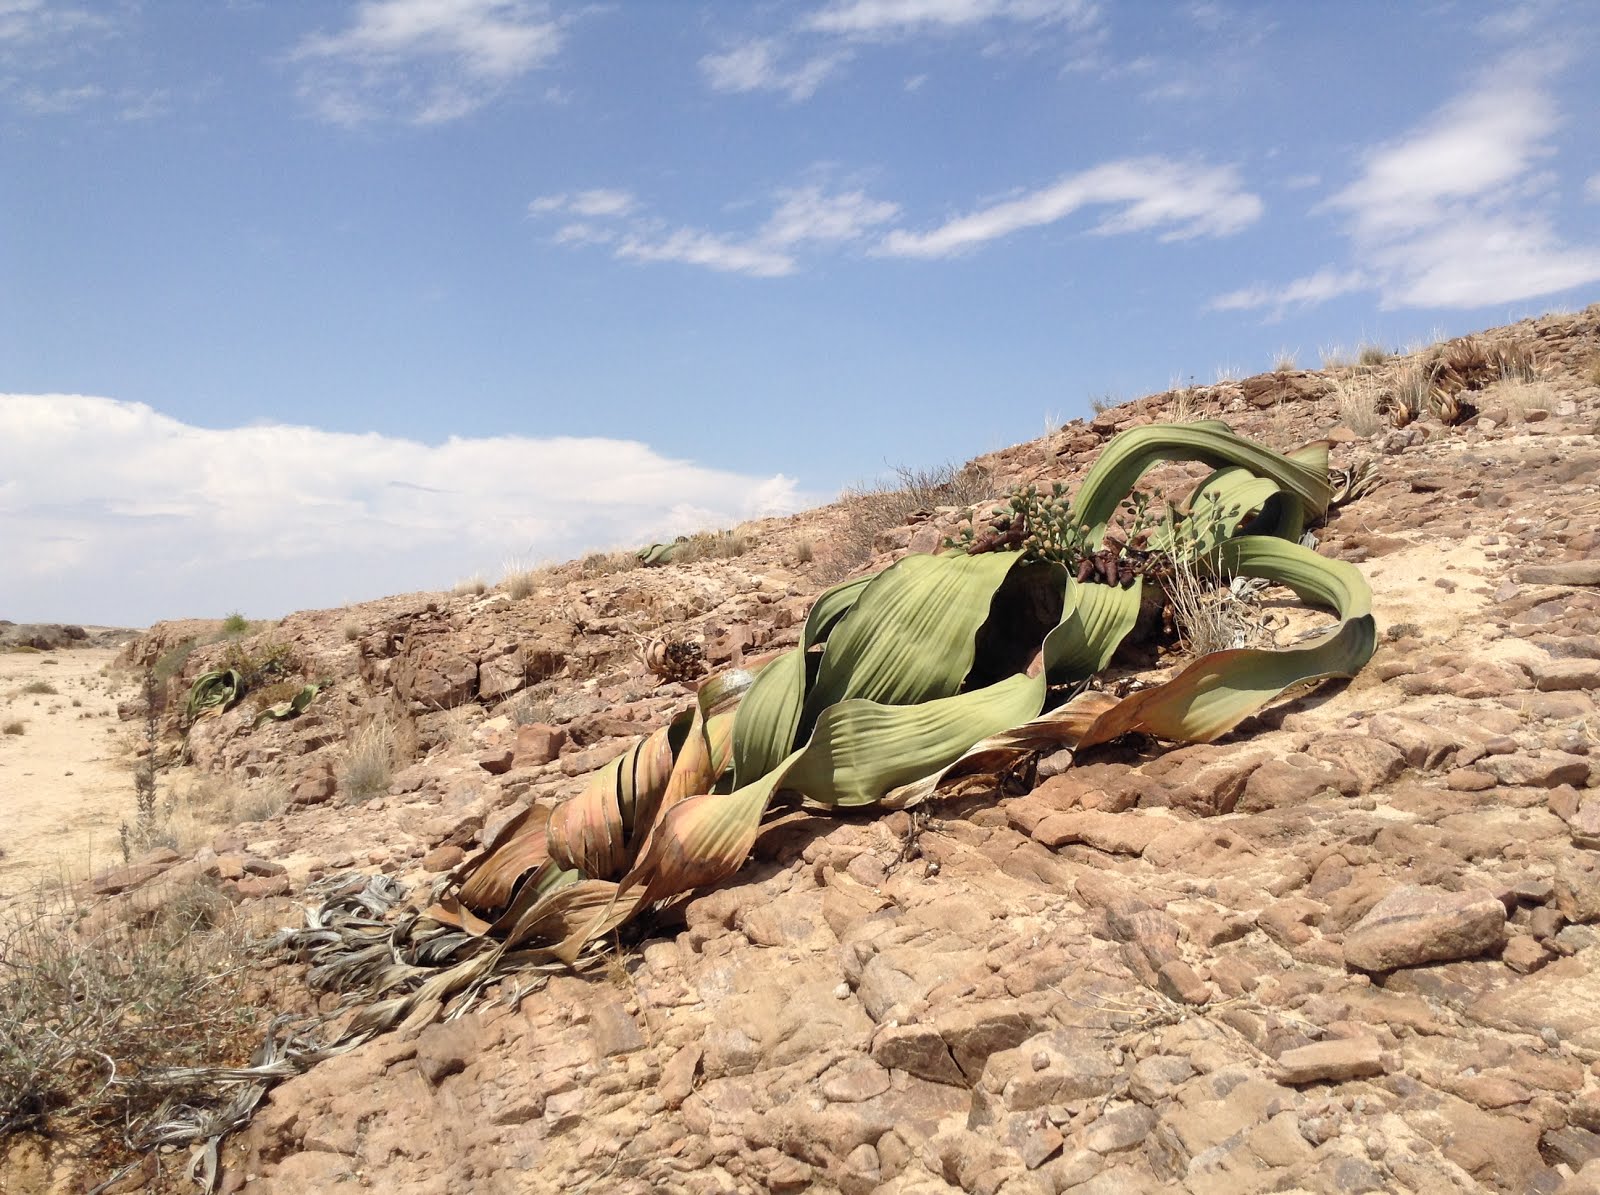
799, 551, 1021, 731
1074, 422, 1333, 545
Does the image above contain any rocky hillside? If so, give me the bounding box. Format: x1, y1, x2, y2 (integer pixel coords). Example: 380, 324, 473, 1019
36, 307, 1600, 1192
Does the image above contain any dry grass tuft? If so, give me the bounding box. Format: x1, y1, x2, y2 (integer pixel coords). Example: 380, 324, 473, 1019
501, 557, 551, 600
341, 715, 397, 802
1272, 348, 1299, 372
452, 575, 487, 597
1492, 378, 1556, 421
1331, 375, 1384, 435
1319, 344, 1354, 369
792, 537, 815, 565
1392, 361, 1430, 425
503, 683, 557, 726
1357, 343, 1389, 367
341, 617, 362, 643
3, 720, 24, 736
1165, 556, 1272, 657
21, 680, 57, 696
0, 879, 265, 1145
581, 549, 642, 577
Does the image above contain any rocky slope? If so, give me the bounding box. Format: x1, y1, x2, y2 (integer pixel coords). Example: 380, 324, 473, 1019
48, 308, 1600, 1192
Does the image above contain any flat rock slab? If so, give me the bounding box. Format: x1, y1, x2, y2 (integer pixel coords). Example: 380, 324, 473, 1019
1343, 885, 1505, 972
1518, 562, 1600, 587
1278, 1037, 1383, 1085
1470, 956, 1600, 1052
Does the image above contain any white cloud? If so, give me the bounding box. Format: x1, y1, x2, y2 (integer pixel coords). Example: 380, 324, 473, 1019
1217, 62, 1600, 314
699, 38, 845, 102
17, 82, 101, 113
616, 230, 797, 277
1325, 82, 1557, 238
802, 0, 1098, 38
877, 157, 1261, 258
0, 394, 804, 626
1207, 268, 1367, 318
291, 0, 563, 126
1585, 173, 1600, 202
530, 182, 900, 278
0, 1, 112, 51
529, 189, 636, 218
700, 0, 1100, 101
762, 186, 901, 245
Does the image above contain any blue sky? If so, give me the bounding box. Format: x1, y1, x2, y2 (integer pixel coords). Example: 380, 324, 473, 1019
3, 0, 1598, 625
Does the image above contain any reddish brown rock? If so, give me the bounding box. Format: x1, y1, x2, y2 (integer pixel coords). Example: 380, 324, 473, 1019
476, 745, 514, 775
513, 722, 566, 766
1343, 885, 1505, 972
290, 763, 337, 806
1277, 1037, 1383, 1084
421, 844, 465, 872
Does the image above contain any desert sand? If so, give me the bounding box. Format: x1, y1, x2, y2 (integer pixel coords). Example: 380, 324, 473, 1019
0, 647, 137, 908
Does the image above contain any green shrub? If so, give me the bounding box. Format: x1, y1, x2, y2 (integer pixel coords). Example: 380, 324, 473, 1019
151, 639, 197, 685
220, 612, 250, 636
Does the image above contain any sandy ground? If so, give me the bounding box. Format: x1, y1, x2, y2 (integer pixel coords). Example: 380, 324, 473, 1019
0, 647, 138, 908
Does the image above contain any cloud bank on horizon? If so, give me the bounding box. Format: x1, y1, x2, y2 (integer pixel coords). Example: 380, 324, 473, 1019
0, 395, 802, 626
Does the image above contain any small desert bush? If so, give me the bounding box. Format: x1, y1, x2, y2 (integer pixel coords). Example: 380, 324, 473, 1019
21, 680, 56, 696
1272, 348, 1298, 372
220, 612, 250, 636
792, 537, 815, 565
123, 775, 288, 854
504, 683, 557, 727
676, 528, 752, 563
582, 549, 642, 577
2, 720, 24, 736
341, 618, 362, 643
1089, 393, 1116, 416
219, 639, 299, 689
341, 715, 397, 801
1357, 343, 1389, 367
820, 461, 992, 582
151, 639, 197, 685
0, 880, 262, 1142
453, 575, 487, 597
1320, 344, 1354, 369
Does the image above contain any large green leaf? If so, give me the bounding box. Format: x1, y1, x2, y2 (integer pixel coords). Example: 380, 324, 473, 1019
1074, 422, 1333, 546
799, 551, 1021, 731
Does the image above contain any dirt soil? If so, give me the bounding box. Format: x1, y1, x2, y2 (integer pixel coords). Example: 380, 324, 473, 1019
0, 646, 138, 908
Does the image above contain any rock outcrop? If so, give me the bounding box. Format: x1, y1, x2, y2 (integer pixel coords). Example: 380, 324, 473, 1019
46, 305, 1600, 1195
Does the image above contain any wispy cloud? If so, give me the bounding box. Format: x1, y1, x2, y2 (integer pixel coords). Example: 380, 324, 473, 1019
700, 0, 1101, 101
1587, 173, 1600, 202
700, 38, 846, 102
529, 182, 901, 278
0, 394, 803, 625
1216, 59, 1600, 314
1208, 268, 1367, 319
801, 0, 1098, 38
529, 189, 637, 218
291, 0, 563, 126
877, 157, 1261, 258
0, 1, 113, 53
